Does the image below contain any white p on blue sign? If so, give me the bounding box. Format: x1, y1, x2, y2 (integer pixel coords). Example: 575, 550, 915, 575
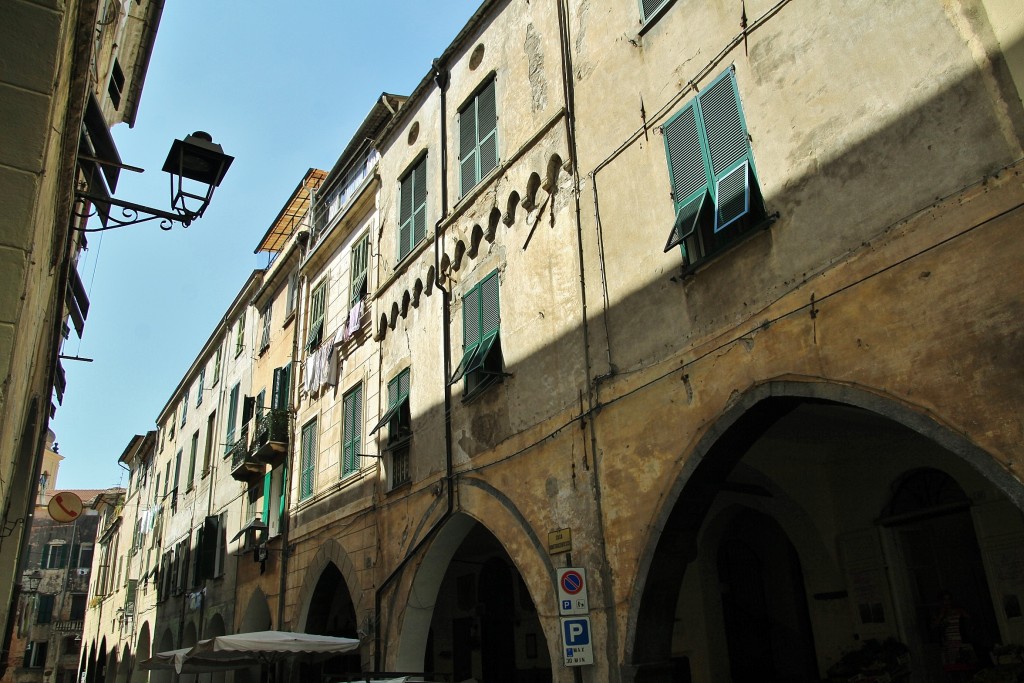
560, 616, 594, 666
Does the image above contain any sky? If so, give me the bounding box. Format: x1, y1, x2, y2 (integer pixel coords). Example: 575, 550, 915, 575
50, 1, 483, 490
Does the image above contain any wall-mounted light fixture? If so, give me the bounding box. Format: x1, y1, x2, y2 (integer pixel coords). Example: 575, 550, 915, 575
74, 131, 233, 232
24, 570, 42, 593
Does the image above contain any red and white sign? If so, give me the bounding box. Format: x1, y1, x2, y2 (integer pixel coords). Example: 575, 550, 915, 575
48, 492, 83, 523
557, 567, 589, 615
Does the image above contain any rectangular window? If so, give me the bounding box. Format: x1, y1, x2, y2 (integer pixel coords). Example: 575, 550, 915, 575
459, 78, 498, 196
107, 58, 124, 109
186, 431, 198, 490
306, 280, 328, 351
41, 542, 67, 569
398, 157, 427, 261
260, 304, 272, 352
36, 594, 54, 624
24, 641, 47, 668
662, 67, 766, 268
196, 369, 205, 407
350, 233, 370, 307
70, 593, 87, 620
180, 392, 188, 427
225, 383, 240, 453
449, 270, 504, 398
272, 365, 291, 410
168, 412, 175, 441
341, 384, 363, 477
285, 270, 299, 318
234, 311, 246, 357
202, 411, 215, 476
299, 418, 318, 499
211, 348, 221, 386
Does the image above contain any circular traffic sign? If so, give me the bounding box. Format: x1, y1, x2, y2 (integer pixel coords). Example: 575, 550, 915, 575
560, 569, 584, 595
47, 492, 83, 523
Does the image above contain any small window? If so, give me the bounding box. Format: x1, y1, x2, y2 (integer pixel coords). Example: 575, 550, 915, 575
341, 385, 363, 477
196, 369, 205, 407
459, 79, 499, 196
306, 280, 328, 351
449, 271, 505, 398
211, 348, 222, 386
371, 370, 411, 449
225, 383, 240, 453
299, 418, 318, 499
41, 542, 67, 569
350, 233, 370, 307
36, 594, 54, 624
234, 311, 246, 357
662, 68, 767, 268
285, 271, 299, 319
398, 157, 427, 261
107, 58, 125, 110
259, 304, 272, 352
180, 391, 188, 427
24, 641, 47, 668
186, 431, 198, 490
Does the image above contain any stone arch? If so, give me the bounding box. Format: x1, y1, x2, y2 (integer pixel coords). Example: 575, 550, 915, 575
389, 302, 399, 329
239, 586, 273, 632
412, 279, 423, 307
391, 499, 558, 673
468, 224, 484, 257
114, 644, 131, 683
376, 313, 388, 340
624, 378, 1024, 678
401, 290, 411, 318
293, 538, 363, 631
544, 153, 564, 191
130, 622, 150, 683
486, 208, 501, 242
104, 643, 117, 683
523, 172, 541, 210
451, 240, 466, 271
504, 191, 520, 226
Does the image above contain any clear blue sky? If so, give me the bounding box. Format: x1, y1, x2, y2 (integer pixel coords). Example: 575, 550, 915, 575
51, 1, 482, 489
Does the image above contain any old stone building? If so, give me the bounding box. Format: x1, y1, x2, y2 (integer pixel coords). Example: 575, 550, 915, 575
79, 1, 1024, 682
0, 0, 163, 648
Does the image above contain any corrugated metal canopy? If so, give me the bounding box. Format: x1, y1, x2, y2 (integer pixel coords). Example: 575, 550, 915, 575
253, 168, 327, 254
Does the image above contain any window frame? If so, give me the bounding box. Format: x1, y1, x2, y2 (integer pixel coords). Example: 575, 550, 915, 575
350, 232, 370, 307
234, 311, 245, 357
225, 383, 240, 454
458, 77, 499, 197
397, 156, 427, 262
306, 280, 328, 351
449, 270, 505, 399
259, 304, 272, 352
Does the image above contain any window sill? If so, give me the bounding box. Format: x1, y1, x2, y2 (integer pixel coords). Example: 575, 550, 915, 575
676, 213, 776, 280
283, 310, 295, 328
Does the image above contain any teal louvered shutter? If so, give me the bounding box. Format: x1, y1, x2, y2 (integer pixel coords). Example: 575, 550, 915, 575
459, 97, 478, 195
300, 419, 317, 499
412, 159, 427, 246
342, 385, 362, 475
477, 80, 498, 180
640, 0, 670, 21
399, 169, 414, 260
663, 103, 712, 253
697, 70, 755, 232
350, 234, 369, 305
279, 466, 287, 517
261, 471, 271, 522
463, 286, 481, 350
479, 271, 500, 338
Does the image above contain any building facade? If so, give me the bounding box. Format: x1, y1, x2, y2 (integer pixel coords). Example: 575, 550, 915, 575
0, 0, 163, 648
81, 1, 1024, 682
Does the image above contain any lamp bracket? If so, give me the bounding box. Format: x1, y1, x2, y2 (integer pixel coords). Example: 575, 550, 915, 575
73, 191, 198, 232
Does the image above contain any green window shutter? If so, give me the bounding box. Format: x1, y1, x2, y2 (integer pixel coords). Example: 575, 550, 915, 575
463, 286, 481, 349
279, 466, 287, 517
664, 104, 712, 213
300, 419, 317, 499
272, 364, 291, 410
40, 545, 49, 568
342, 385, 362, 476
412, 160, 427, 247
226, 383, 240, 448
399, 170, 414, 260
477, 79, 498, 180
350, 233, 369, 305
173, 450, 182, 490
262, 471, 271, 522
479, 271, 500, 337
640, 0, 670, 21
459, 100, 478, 196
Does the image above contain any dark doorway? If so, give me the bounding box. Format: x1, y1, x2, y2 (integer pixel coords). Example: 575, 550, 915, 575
305, 562, 360, 676
717, 509, 818, 683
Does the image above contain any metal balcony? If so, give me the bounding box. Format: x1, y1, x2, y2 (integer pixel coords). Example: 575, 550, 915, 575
229, 425, 261, 482
249, 408, 289, 465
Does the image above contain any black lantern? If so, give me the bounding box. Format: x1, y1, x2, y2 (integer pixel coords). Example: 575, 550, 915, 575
24, 570, 42, 592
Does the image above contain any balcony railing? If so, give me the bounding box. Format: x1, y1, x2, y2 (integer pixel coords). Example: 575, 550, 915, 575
229, 424, 261, 482
250, 408, 289, 464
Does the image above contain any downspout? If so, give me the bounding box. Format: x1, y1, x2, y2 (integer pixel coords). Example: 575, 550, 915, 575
556, 0, 621, 677
373, 59, 455, 672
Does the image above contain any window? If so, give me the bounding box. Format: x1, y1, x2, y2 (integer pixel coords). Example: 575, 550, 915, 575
36, 593, 54, 624
285, 270, 299, 319
299, 419, 318, 499
234, 311, 246, 357
272, 364, 291, 411
69, 593, 86, 620
375, 370, 411, 488
186, 431, 198, 490
202, 411, 215, 475
74, 543, 94, 570
168, 412, 175, 441
306, 280, 327, 351
350, 233, 370, 307
662, 67, 766, 268
41, 542, 67, 569
398, 158, 427, 261
459, 79, 498, 196
211, 348, 221, 386
259, 304, 272, 352
197, 369, 205, 407
640, 0, 671, 23
107, 58, 124, 109
265, 465, 287, 537
341, 385, 363, 477
449, 271, 504, 398
225, 383, 240, 453
24, 641, 47, 668
180, 392, 188, 427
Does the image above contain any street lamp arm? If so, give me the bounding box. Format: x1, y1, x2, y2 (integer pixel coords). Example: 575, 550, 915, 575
73, 191, 196, 231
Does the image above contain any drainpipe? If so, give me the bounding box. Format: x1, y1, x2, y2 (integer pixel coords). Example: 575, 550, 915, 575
373, 59, 455, 672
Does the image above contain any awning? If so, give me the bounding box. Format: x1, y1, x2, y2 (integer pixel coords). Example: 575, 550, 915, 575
139, 648, 252, 674
230, 517, 268, 543
369, 397, 408, 436
179, 631, 359, 672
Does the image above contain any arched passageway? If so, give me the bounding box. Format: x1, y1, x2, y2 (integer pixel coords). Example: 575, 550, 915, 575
150, 629, 174, 683
630, 391, 1024, 683
131, 622, 150, 683
114, 644, 131, 683
302, 562, 360, 678
395, 516, 552, 683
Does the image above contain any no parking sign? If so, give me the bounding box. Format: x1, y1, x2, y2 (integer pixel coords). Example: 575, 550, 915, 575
557, 567, 589, 615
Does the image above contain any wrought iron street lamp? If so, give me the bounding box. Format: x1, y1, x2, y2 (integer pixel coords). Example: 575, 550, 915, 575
24, 570, 42, 592
74, 131, 233, 232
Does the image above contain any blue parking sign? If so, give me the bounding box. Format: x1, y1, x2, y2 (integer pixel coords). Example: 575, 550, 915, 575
560, 616, 594, 666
